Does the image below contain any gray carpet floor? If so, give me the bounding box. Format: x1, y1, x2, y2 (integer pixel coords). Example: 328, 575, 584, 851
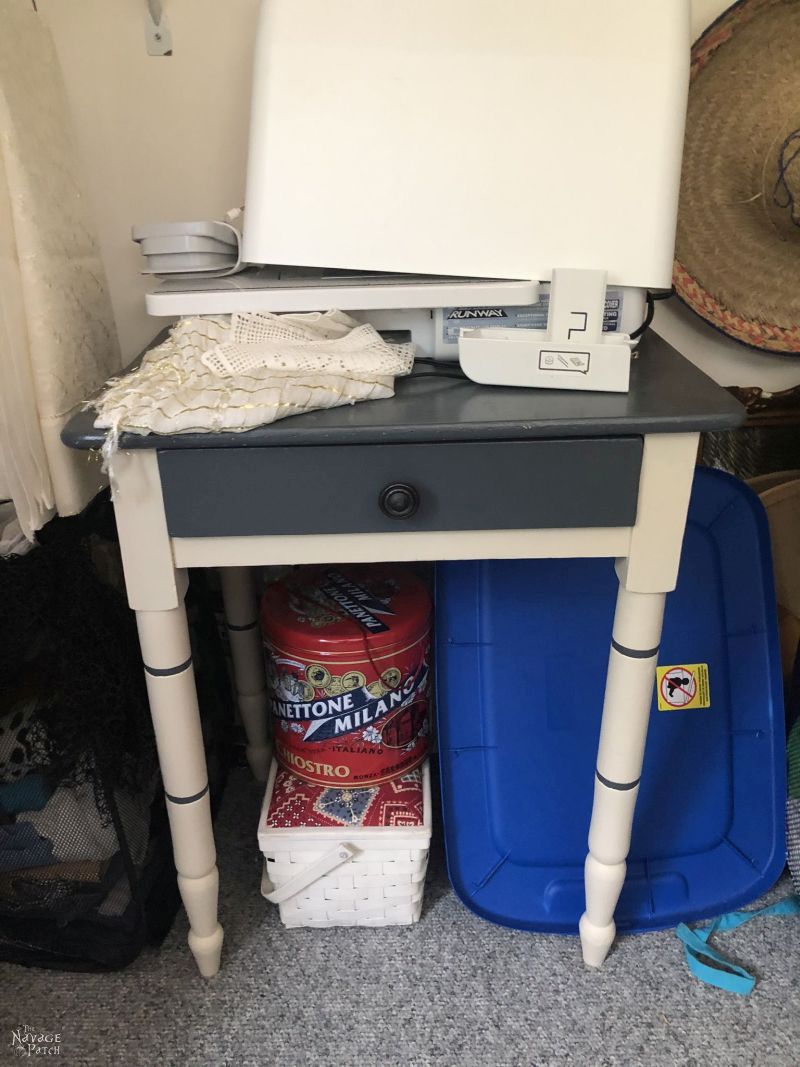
3, 768, 799, 1067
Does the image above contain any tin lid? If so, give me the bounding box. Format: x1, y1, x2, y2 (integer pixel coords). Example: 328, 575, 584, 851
260, 565, 431, 655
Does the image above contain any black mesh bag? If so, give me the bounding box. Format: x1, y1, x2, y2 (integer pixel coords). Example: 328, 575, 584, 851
0, 493, 233, 970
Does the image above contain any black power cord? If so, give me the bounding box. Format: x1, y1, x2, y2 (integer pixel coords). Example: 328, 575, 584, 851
630, 287, 675, 341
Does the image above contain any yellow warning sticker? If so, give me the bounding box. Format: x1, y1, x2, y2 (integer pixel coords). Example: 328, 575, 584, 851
656, 663, 711, 711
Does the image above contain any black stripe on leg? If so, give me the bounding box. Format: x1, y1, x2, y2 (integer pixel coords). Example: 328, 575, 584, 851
144, 656, 193, 677
596, 770, 641, 791
611, 639, 659, 660
227, 620, 258, 632
165, 784, 210, 805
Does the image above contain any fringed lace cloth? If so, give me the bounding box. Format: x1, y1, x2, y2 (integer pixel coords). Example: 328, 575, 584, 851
93, 311, 415, 456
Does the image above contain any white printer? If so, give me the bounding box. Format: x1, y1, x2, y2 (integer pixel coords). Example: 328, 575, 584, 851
145, 0, 691, 393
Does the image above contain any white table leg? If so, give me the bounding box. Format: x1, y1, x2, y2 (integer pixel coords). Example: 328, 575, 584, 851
219, 566, 271, 781
109, 450, 223, 977
579, 431, 699, 968
137, 604, 224, 978
579, 580, 665, 966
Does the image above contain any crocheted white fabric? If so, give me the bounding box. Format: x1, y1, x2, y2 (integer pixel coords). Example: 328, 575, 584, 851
93, 311, 414, 455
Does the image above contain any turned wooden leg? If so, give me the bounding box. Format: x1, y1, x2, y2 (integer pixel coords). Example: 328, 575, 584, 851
137, 602, 224, 978
579, 580, 665, 967
110, 449, 226, 977
579, 431, 699, 968
219, 567, 271, 782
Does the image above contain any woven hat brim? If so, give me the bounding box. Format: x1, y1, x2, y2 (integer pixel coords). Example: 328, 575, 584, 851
674, 0, 800, 356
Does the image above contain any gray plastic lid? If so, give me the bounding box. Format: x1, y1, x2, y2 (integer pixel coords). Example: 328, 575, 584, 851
132, 220, 238, 245
141, 250, 238, 273
139, 235, 239, 255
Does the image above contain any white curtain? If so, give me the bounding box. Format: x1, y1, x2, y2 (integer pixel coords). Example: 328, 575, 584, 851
0, 1, 121, 539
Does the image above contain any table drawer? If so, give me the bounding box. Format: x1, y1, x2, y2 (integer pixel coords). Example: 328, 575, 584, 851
158, 438, 643, 537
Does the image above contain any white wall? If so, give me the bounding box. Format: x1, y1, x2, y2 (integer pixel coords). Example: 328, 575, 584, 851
44, 0, 787, 390
691, 0, 727, 38
39, 0, 260, 361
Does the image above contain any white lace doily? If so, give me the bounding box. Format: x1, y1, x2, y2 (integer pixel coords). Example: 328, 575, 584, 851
92, 311, 414, 457
204, 309, 414, 377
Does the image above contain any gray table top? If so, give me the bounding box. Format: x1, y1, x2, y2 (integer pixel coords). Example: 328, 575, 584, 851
62, 330, 744, 451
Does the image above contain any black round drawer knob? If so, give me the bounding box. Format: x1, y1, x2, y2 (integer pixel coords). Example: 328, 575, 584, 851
379, 483, 420, 520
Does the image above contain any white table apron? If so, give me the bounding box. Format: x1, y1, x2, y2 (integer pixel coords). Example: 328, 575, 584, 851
108, 431, 699, 977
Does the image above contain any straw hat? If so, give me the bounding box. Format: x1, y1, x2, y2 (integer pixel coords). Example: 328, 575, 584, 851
674, 0, 800, 354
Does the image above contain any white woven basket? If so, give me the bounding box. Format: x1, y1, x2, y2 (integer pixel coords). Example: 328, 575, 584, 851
258, 760, 431, 929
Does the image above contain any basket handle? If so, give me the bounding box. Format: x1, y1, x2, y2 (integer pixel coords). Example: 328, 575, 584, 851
261, 842, 358, 904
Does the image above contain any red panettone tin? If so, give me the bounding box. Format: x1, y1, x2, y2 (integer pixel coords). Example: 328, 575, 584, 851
261, 565, 432, 787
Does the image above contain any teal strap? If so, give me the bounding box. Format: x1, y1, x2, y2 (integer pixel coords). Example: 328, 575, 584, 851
676, 896, 800, 995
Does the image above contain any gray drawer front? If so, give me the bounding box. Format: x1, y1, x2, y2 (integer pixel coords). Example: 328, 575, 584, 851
158, 438, 643, 537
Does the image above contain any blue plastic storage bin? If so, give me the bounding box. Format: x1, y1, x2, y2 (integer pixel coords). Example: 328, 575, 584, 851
435, 468, 786, 934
